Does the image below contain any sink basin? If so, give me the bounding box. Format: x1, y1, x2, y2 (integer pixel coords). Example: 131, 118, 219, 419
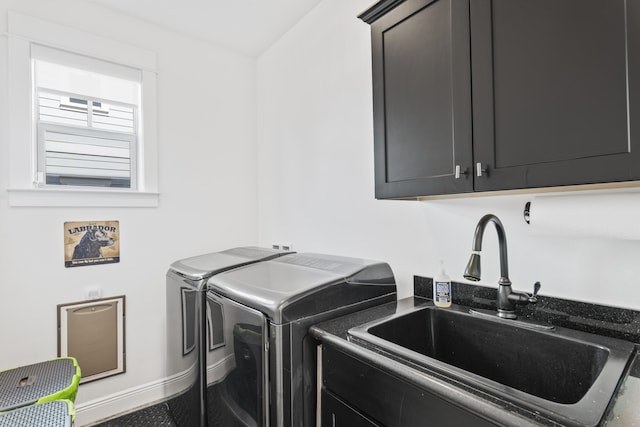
348, 302, 636, 426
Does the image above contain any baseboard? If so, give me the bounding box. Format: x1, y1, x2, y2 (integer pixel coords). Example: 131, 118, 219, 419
74, 355, 235, 426
75, 377, 169, 426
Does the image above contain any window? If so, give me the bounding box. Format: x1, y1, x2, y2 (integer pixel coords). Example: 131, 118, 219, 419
8, 12, 158, 207
34, 46, 141, 189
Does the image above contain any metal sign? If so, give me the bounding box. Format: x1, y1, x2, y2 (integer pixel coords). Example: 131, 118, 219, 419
64, 220, 120, 268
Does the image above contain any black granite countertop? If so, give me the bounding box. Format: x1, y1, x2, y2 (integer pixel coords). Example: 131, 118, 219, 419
311, 284, 640, 427
414, 277, 640, 343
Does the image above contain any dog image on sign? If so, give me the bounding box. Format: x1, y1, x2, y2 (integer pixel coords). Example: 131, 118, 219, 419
64, 221, 120, 267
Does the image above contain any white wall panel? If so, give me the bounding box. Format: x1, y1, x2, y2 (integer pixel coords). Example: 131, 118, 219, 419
256, 0, 640, 310
0, 0, 258, 423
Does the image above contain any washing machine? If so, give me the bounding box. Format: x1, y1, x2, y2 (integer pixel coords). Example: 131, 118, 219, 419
205, 252, 397, 427
165, 247, 291, 427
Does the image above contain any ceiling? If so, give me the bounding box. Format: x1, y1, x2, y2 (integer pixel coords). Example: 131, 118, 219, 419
86, 0, 323, 57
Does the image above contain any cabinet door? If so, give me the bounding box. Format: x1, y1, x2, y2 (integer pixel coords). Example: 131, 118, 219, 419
471, 0, 640, 191
322, 344, 499, 426
321, 389, 380, 427
370, 0, 473, 198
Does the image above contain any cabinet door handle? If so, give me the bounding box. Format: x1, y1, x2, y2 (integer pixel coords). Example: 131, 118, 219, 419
455, 165, 468, 179
476, 162, 488, 177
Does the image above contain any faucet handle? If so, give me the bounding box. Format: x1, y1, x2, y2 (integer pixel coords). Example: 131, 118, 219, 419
528, 282, 541, 303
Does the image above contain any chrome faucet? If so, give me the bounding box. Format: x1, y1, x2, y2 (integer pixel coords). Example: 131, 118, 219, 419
463, 214, 540, 319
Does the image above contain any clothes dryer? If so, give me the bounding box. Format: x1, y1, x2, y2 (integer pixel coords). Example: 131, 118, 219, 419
166, 247, 290, 427
206, 252, 396, 426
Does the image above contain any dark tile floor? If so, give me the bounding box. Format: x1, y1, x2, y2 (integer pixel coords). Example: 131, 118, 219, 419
91, 377, 250, 426
93, 402, 176, 427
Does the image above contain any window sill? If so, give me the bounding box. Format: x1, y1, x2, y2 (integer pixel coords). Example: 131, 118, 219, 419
8, 188, 159, 207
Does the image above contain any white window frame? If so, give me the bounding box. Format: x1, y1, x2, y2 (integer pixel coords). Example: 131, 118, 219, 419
7, 11, 159, 207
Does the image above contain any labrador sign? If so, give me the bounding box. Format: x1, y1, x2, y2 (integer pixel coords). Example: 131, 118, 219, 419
64, 221, 120, 268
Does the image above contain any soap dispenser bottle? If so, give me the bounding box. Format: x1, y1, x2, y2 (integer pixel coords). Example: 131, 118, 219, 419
433, 261, 452, 308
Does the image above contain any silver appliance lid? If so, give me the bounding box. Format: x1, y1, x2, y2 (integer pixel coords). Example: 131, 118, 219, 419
207, 253, 395, 323
168, 247, 288, 280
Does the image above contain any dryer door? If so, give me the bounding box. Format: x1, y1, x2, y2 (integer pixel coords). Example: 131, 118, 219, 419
207, 292, 269, 427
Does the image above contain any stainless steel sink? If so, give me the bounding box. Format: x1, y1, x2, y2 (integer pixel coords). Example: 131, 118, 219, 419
348, 301, 636, 426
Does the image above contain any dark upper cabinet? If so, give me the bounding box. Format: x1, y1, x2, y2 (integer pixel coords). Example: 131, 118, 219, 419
360, 0, 640, 198
364, 0, 473, 199
472, 0, 640, 191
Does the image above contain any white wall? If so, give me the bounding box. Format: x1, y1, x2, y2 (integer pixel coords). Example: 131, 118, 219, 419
256, 0, 640, 310
1, 0, 639, 424
0, 0, 258, 423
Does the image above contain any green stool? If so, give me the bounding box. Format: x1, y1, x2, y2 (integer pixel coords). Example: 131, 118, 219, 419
0, 399, 75, 427
0, 357, 81, 412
